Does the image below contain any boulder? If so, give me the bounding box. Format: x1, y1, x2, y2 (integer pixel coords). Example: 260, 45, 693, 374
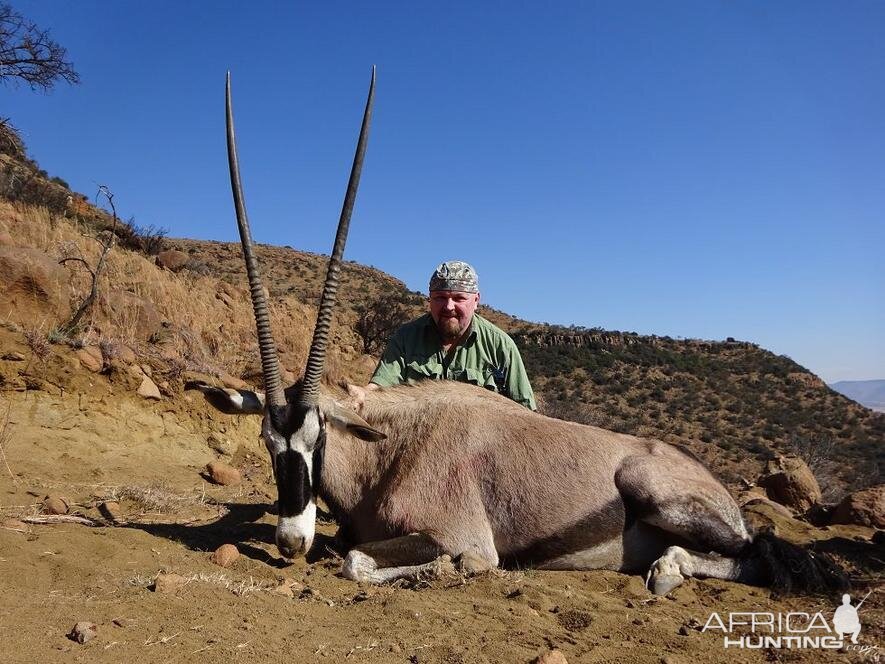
758, 455, 821, 512
155, 249, 189, 272
100, 290, 162, 341
830, 485, 885, 529
0, 246, 71, 327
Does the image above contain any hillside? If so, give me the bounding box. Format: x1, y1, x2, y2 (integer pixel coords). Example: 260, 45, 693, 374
0, 128, 881, 497
0, 179, 881, 499
831, 379, 885, 413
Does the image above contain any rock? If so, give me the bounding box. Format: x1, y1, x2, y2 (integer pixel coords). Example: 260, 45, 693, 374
220, 372, 249, 391
68, 621, 97, 644
741, 497, 794, 518
830, 485, 885, 529
137, 376, 162, 400
207, 432, 233, 456
206, 461, 241, 486
737, 487, 767, 504
270, 578, 302, 598
101, 291, 162, 341
155, 249, 189, 272
0, 246, 72, 327
117, 344, 137, 364
2, 351, 25, 361
533, 649, 568, 664
211, 543, 239, 568
151, 572, 187, 593
758, 455, 821, 512
140, 364, 152, 377
215, 283, 236, 307
76, 347, 103, 373
42, 495, 70, 515
98, 501, 124, 523
1, 518, 28, 532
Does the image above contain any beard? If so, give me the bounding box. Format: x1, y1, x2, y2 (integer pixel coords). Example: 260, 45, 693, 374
436, 316, 464, 341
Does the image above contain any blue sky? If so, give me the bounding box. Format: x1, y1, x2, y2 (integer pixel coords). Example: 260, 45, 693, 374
3, 1, 883, 382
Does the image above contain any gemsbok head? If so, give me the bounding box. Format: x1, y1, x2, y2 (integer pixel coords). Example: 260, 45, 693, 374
224, 68, 384, 558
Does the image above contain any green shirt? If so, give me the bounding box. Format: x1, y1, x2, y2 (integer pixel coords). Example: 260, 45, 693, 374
370, 313, 537, 410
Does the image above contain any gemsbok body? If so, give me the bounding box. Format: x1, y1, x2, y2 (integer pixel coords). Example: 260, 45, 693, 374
198, 69, 847, 595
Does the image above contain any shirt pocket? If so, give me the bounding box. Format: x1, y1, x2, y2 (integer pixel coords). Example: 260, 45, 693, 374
458, 367, 498, 391
404, 362, 442, 384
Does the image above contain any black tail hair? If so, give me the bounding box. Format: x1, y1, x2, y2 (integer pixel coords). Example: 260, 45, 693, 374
750, 529, 850, 597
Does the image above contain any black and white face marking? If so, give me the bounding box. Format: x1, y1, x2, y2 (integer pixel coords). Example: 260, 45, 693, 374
262, 404, 323, 559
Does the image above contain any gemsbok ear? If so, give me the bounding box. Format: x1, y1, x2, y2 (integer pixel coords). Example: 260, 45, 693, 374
184, 380, 265, 415
325, 402, 387, 442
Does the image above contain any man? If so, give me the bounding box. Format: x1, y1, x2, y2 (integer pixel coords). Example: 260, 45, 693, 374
369, 260, 536, 410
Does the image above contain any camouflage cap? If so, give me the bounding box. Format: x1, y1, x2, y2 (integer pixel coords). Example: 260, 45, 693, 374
429, 260, 479, 293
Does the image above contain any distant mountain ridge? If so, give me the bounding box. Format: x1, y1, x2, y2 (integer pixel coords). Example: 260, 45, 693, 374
830, 380, 885, 413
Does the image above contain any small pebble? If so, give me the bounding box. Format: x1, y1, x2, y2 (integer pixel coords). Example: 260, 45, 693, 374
533, 649, 568, 664
206, 461, 241, 486
2, 518, 28, 532
42, 495, 69, 515
151, 572, 187, 593
211, 543, 239, 568
68, 622, 97, 644
270, 578, 302, 598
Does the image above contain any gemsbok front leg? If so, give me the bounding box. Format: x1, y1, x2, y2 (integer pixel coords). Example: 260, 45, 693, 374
341, 533, 454, 584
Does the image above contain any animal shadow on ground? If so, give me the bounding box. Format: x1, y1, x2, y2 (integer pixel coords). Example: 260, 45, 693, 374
123, 502, 342, 569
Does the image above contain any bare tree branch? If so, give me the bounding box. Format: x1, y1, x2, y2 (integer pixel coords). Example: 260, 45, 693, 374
59, 185, 118, 336
0, 2, 79, 91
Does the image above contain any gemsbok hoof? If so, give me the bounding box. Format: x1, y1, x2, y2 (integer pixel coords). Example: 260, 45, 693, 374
650, 573, 684, 596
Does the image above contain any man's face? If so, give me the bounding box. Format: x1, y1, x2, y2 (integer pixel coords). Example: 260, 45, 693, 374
429, 290, 479, 341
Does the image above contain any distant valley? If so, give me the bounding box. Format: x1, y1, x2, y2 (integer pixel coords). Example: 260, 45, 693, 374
830, 379, 885, 413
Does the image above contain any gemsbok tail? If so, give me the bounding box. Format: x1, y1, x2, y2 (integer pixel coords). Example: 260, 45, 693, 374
749, 529, 849, 597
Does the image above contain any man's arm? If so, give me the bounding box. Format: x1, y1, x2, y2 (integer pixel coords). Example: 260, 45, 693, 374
369, 332, 407, 387
503, 341, 537, 410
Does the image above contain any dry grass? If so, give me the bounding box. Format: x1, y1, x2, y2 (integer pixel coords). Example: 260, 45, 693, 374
0, 200, 323, 379
127, 571, 275, 597
0, 400, 16, 484
23, 327, 50, 359
103, 483, 211, 515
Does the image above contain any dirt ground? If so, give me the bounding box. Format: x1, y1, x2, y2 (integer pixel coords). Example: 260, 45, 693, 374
0, 328, 882, 664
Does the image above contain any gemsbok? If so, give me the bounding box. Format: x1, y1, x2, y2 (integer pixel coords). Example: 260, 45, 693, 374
191, 69, 847, 596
